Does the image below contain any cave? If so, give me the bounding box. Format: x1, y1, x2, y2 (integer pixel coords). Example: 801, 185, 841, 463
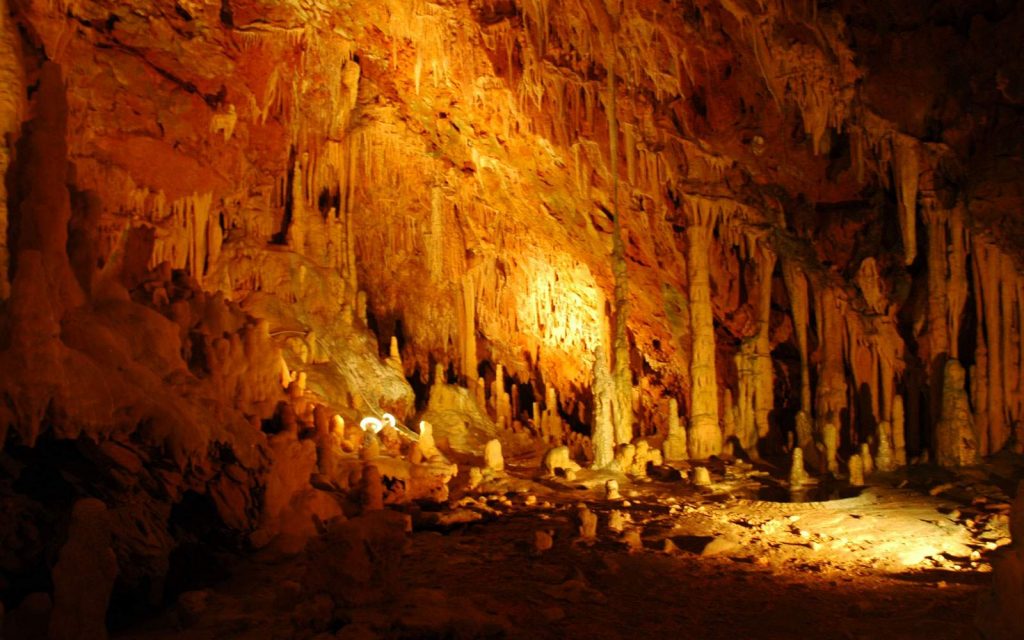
0, 0, 1022, 638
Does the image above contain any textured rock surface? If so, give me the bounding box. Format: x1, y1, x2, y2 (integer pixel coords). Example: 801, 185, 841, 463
1, 0, 1024, 634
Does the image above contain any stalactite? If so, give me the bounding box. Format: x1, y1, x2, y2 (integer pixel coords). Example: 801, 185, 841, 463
892, 134, 920, 266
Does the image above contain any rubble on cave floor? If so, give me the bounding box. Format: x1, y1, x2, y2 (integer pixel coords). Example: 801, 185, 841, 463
119, 458, 1013, 640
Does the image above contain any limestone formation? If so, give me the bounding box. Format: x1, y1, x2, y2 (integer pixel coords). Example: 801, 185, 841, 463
848, 454, 865, 487
591, 346, 616, 468
662, 397, 688, 462
1, 0, 1023, 633
623, 529, 643, 553
49, 499, 118, 640
361, 465, 385, 511
543, 446, 581, 477
467, 467, 483, 491
789, 448, 809, 488
605, 479, 621, 501
484, 438, 504, 472
534, 530, 554, 553
692, 466, 712, 487
859, 443, 874, 476
821, 421, 840, 476
577, 505, 598, 541
686, 200, 722, 460
608, 510, 627, 533
935, 360, 980, 467
875, 421, 896, 473
418, 421, 440, 460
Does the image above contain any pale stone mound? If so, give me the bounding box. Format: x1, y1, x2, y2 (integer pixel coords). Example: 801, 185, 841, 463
543, 446, 581, 476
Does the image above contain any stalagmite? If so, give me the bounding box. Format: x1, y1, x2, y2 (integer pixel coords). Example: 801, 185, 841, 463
484, 438, 504, 472
848, 454, 865, 487
490, 364, 512, 430
686, 200, 722, 459
542, 446, 580, 476
859, 443, 874, 476
935, 360, 979, 467
875, 421, 895, 473
591, 346, 616, 468
605, 479, 621, 501
386, 336, 403, 374
577, 505, 598, 541
361, 465, 385, 511
418, 421, 440, 460
661, 397, 688, 462
789, 447, 808, 487
692, 466, 712, 487
49, 499, 117, 640
892, 395, 907, 466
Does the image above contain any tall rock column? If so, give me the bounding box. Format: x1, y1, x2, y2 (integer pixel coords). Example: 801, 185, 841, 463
735, 241, 775, 453
686, 201, 721, 459
591, 346, 615, 468
606, 22, 633, 448
782, 260, 812, 416
814, 286, 847, 435
0, 0, 24, 300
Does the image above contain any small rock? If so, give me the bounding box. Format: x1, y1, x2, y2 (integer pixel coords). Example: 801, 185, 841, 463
577, 505, 598, 541
701, 536, 741, 557
608, 510, 627, 533
605, 479, 621, 500
177, 590, 211, 628
467, 467, 483, 490
692, 466, 712, 487
534, 530, 554, 552
929, 482, 955, 496
623, 529, 643, 553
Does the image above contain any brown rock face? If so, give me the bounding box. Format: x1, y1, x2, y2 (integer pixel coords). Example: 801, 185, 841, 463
50, 499, 118, 640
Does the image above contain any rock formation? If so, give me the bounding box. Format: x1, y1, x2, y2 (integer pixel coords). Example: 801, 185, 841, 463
49, 499, 118, 640
484, 438, 505, 473
935, 360, 980, 467
1, 0, 1024, 633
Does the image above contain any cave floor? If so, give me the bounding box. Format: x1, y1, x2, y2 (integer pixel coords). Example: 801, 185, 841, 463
121, 459, 1015, 640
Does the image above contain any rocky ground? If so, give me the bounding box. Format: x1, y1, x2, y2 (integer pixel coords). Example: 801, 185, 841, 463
118, 454, 1019, 640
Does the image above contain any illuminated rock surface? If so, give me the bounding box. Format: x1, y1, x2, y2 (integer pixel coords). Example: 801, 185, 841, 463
0, 0, 1022, 637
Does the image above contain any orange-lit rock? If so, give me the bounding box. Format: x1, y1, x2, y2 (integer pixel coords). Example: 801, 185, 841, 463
1, 0, 1023, 635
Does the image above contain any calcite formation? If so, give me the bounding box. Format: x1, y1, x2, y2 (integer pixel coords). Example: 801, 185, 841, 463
2, 0, 1024, 633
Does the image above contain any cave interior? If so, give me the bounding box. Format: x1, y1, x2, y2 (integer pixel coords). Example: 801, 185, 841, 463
0, 0, 1023, 638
